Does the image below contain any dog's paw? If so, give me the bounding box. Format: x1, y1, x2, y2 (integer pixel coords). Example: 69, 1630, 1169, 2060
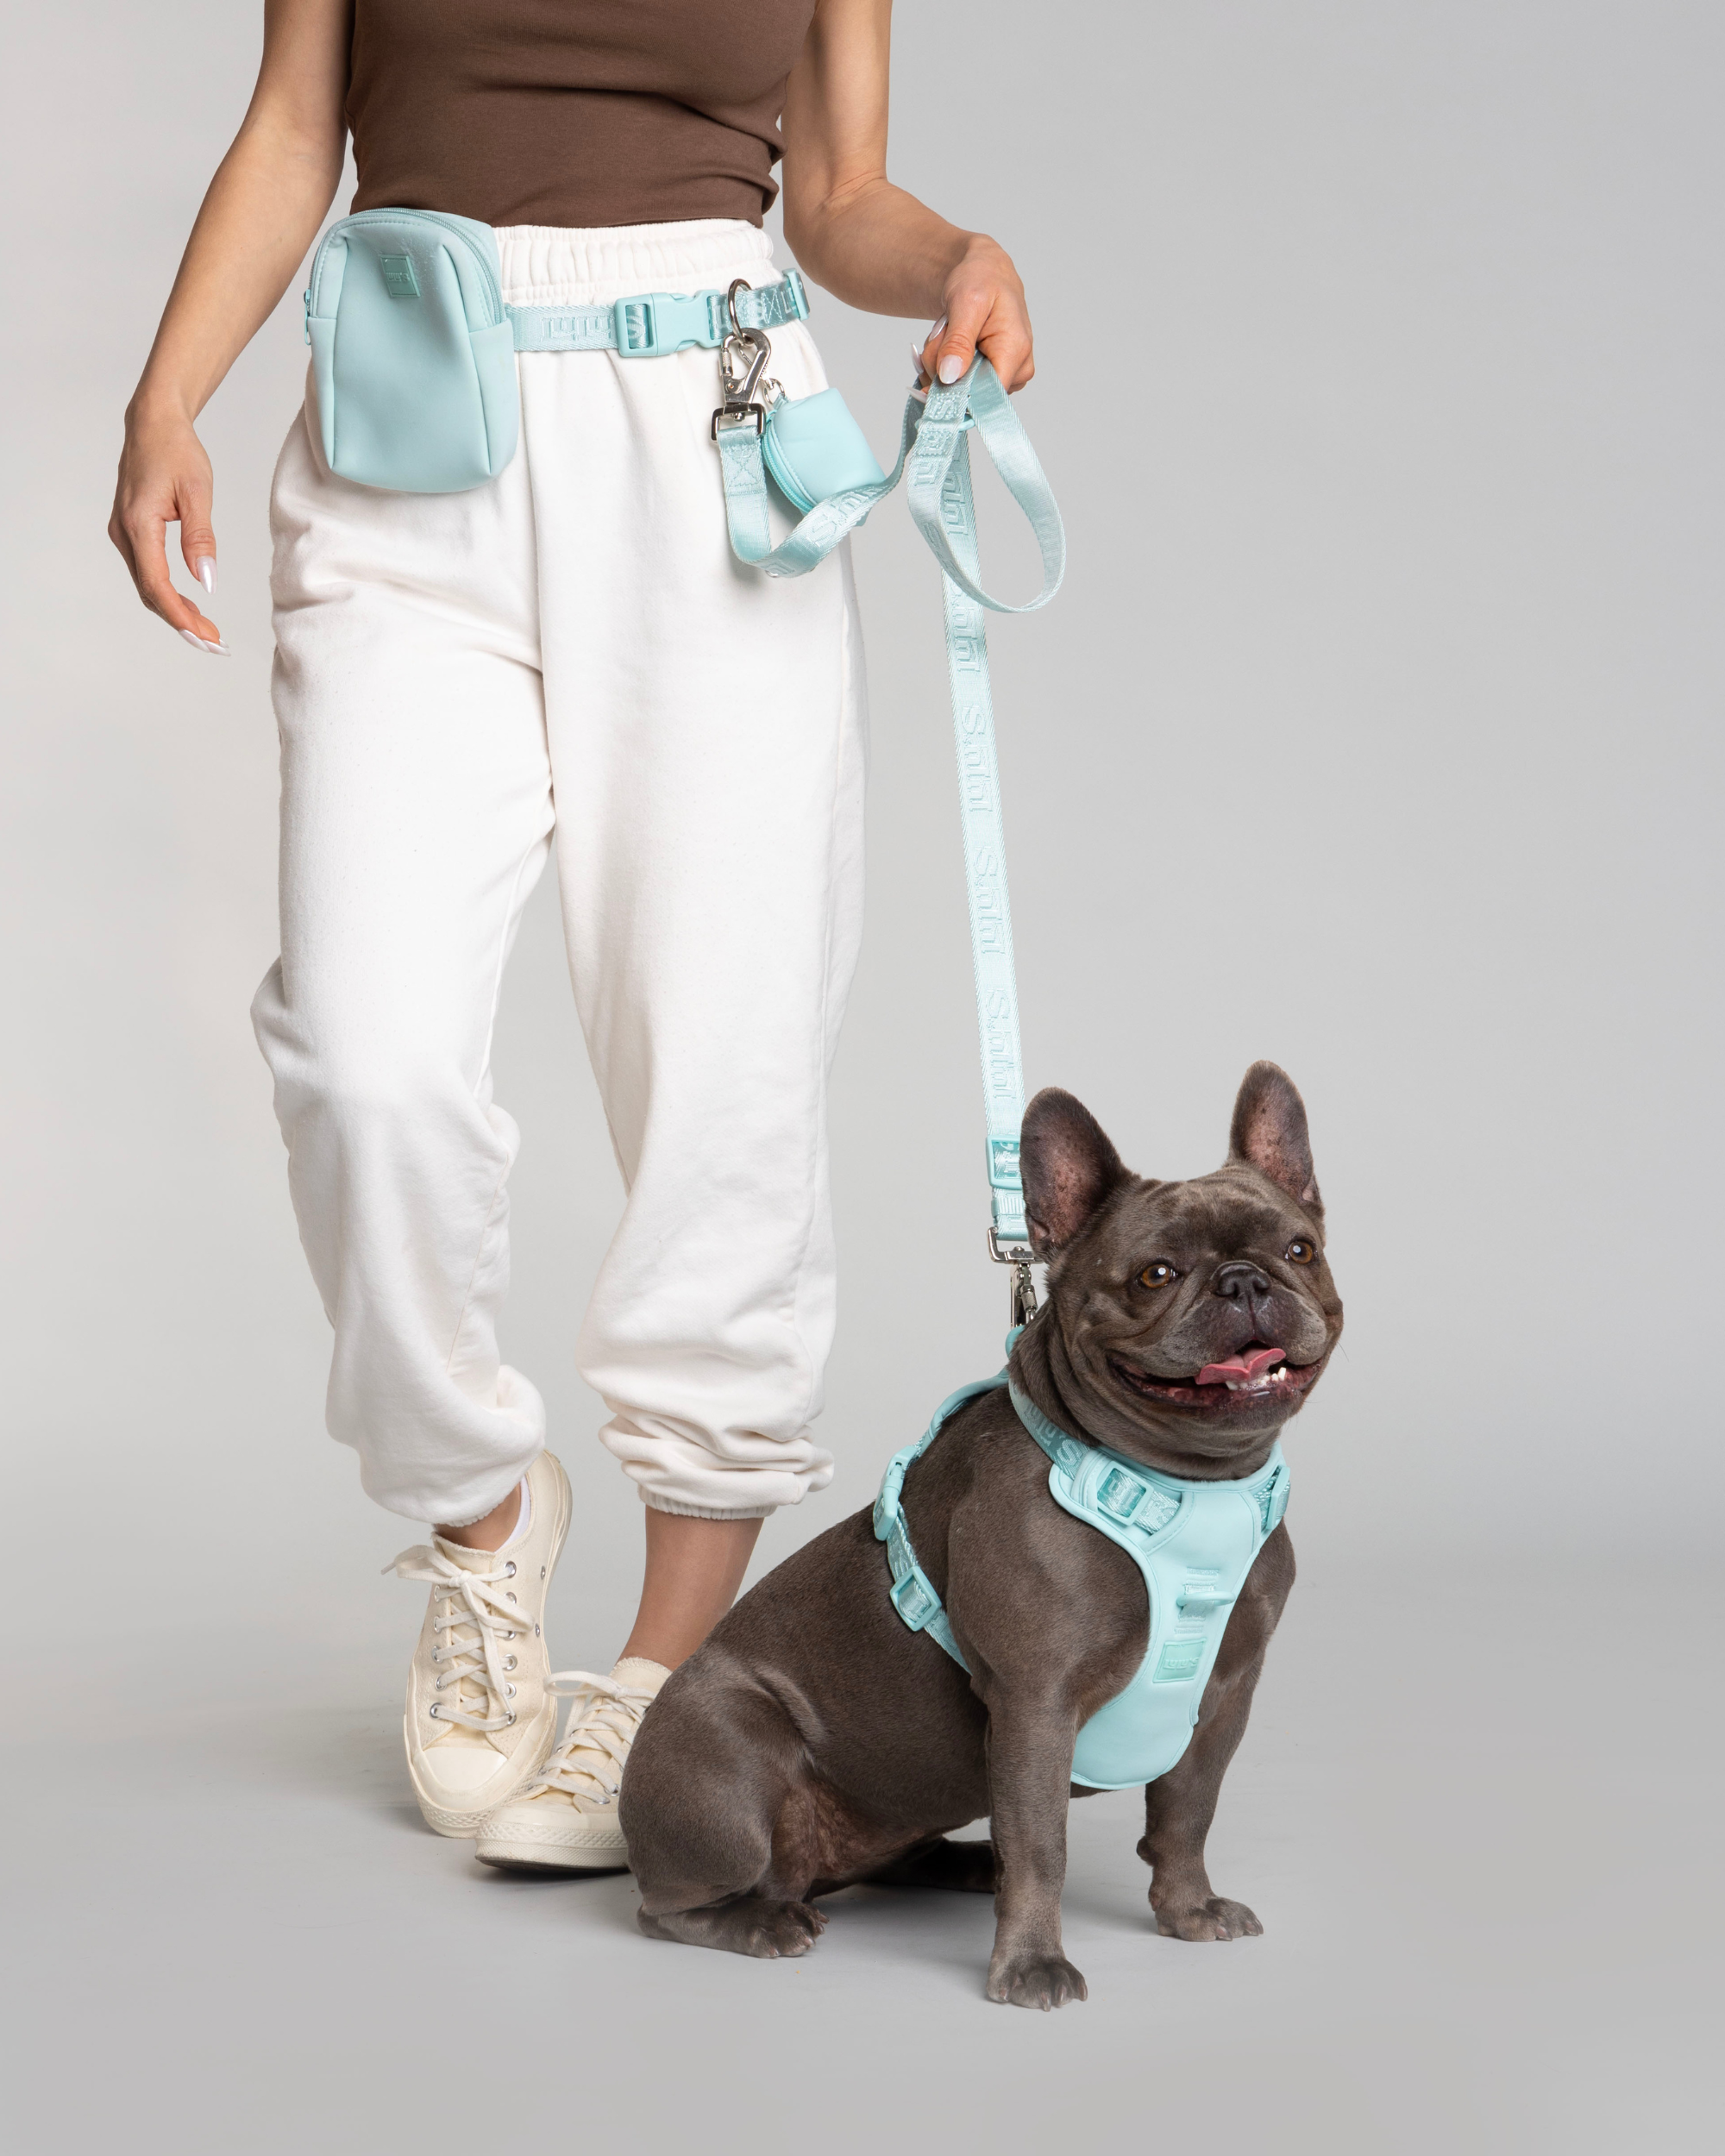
639, 1895, 826, 1959
737, 1899, 827, 1959
1153, 1894, 1263, 1942
986, 1950, 1088, 2010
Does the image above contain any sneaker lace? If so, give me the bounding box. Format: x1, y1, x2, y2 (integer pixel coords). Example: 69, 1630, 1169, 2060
386, 1543, 529, 1733
526, 1670, 658, 1806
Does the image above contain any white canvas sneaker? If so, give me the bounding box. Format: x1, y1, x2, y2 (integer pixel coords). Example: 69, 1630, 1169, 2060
474, 1658, 670, 1872
387, 1450, 571, 1838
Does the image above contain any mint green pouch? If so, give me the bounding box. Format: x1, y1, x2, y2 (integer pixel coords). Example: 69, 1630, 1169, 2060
304, 210, 518, 493
760, 388, 888, 514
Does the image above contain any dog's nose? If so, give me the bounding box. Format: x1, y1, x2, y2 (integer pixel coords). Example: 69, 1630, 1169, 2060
1213, 1260, 1272, 1305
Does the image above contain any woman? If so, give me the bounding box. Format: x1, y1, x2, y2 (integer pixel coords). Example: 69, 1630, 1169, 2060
110, 0, 1034, 1870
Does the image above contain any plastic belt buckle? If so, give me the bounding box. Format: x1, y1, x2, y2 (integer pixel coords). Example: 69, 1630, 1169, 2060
786, 268, 810, 319
613, 289, 727, 358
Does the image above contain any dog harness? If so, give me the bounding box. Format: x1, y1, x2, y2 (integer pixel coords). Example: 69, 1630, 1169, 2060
874, 1369, 1290, 1791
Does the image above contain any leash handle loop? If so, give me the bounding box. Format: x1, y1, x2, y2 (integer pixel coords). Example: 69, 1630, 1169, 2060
905, 361, 1065, 615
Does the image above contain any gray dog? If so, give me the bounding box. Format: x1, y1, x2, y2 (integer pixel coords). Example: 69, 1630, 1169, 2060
620, 1062, 1342, 2006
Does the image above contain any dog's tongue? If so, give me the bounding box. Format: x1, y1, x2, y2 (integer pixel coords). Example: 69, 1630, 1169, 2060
1195, 1347, 1286, 1388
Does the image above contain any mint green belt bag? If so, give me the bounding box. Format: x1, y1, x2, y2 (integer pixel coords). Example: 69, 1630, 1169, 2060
305, 210, 518, 493
304, 204, 875, 503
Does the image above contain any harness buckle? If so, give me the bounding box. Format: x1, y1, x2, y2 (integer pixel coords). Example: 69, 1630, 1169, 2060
889, 1571, 938, 1630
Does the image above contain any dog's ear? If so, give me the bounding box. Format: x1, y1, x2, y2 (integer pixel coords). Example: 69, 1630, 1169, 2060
1021, 1089, 1127, 1257
1227, 1062, 1321, 1213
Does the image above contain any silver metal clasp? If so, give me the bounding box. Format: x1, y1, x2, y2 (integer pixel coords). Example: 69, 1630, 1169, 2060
711, 324, 773, 440
711, 280, 783, 440
988, 1229, 1040, 1328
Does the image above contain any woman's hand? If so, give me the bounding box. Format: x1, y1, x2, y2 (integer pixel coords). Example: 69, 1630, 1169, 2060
110, 0, 349, 653
917, 238, 1034, 394
781, 0, 1035, 392
110, 399, 227, 652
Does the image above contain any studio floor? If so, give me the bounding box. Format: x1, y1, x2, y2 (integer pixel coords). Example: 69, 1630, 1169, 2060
6, 1564, 1717, 2154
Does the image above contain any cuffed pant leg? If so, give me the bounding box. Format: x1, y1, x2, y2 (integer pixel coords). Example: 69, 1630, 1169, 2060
499, 221, 869, 1519
254, 411, 554, 1526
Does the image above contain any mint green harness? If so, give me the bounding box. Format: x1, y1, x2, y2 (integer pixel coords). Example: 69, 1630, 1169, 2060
874, 1369, 1289, 1791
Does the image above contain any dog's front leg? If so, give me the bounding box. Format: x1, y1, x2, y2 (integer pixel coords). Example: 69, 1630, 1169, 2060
982, 1692, 1087, 2009
1137, 1526, 1294, 1940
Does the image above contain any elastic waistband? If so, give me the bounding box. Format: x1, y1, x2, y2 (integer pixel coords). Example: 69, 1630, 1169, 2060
494, 219, 775, 304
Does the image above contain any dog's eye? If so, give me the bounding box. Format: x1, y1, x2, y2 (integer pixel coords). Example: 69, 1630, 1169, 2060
1286, 1239, 1317, 1265
1137, 1262, 1179, 1289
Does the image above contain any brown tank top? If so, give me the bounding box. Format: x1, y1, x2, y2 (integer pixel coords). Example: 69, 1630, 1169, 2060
348, 0, 819, 232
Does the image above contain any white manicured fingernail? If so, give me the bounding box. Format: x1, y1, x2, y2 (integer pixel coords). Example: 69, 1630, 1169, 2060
196, 557, 216, 595
928, 317, 947, 340
179, 628, 230, 657
938, 354, 965, 385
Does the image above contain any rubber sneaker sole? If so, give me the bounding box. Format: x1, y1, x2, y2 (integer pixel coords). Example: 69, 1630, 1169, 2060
474, 1828, 630, 1874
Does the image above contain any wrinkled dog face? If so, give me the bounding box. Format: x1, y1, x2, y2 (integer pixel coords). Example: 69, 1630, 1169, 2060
1020, 1063, 1343, 1476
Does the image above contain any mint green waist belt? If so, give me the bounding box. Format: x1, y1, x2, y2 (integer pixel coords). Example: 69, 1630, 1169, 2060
505, 272, 808, 354
873, 1368, 1290, 1791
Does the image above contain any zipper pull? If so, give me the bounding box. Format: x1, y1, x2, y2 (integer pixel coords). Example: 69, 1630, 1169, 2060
303, 289, 311, 347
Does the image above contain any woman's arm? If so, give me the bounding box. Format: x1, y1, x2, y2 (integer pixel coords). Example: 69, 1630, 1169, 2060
780, 0, 1033, 394
110, 0, 351, 649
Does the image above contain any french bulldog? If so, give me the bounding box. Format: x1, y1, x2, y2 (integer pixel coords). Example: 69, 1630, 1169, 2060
620, 1062, 1342, 2007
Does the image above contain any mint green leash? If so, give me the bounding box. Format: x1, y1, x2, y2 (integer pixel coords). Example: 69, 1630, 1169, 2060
718, 356, 1065, 1289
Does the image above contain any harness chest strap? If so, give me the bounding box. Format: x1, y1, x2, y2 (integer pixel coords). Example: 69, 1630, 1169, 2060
873, 1366, 1290, 1792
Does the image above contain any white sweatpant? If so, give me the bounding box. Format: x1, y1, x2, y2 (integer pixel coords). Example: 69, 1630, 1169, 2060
253, 220, 867, 1527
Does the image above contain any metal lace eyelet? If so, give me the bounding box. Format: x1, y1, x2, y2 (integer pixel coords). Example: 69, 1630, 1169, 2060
506, 1591, 517, 1603
505, 1711, 516, 1725
539, 1566, 546, 1579
504, 1657, 517, 1671
534, 1623, 541, 1636
429, 1703, 439, 1718
506, 1683, 517, 1698
505, 1561, 516, 1577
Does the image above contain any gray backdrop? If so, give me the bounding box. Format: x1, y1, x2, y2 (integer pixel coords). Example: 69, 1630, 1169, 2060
3, 4, 1720, 2151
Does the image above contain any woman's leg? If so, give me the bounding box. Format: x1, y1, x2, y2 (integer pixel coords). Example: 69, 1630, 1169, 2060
530, 239, 867, 1531
255, 418, 555, 1523
620, 1514, 765, 1668
473, 220, 866, 1876
254, 406, 573, 1833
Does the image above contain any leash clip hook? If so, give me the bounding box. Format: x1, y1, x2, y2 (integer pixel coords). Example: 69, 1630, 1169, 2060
988, 1229, 1040, 1328
711, 316, 775, 442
